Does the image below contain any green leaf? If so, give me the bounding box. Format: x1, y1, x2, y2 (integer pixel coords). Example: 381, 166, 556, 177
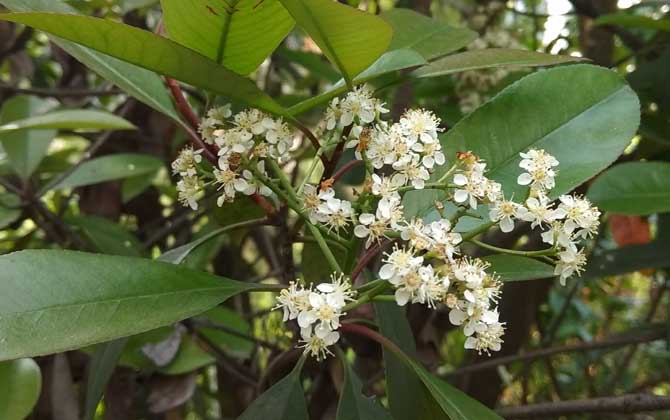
0, 95, 57, 179
587, 162, 670, 215
0, 12, 289, 117
0, 193, 21, 230
238, 358, 308, 420
336, 358, 393, 420
382, 8, 477, 60
121, 172, 158, 203
584, 241, 670, 279
0, 250, 257, 360
0, 0, 179, 121
278, 47, 341, 83
596, 13, 670, 31
413, 48, 582, 79
482, 255, 555, 282
66, 215, 142, 257
440, 64, 639, 200
160, 0, 294, 75
0, 110, 136, 134
0, 358, 42, 420
84, 338, 128, 420
197, 306, 254, 358
374, 302, 441, 420
52, 153, 164, 190
277, 0, 392, 84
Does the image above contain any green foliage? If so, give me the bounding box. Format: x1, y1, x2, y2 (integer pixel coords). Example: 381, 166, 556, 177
336, 357, 393, 420
0, 193, 21, 230
0, 358, 42, 420
84, 338, 128, 420
588, 161, 670, 215
0, 250, 256, 360
161, 0, 294, 75
278, 0, 392, 84
595, 13, 670, 31
483, 255, 555, 282
0, 12, 289, 116
0, 109, 136, 134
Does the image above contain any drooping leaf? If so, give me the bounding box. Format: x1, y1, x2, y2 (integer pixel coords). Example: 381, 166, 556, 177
587, 162, 670, 215
83, 338, 129, 420
66, 215, 142, 257
374, 302, 442, 420
0, 12, 289, 117
160, 0, 294, 75
0, 193, 21, 230
0, 250, 257, 360
0, 358, 42, 420
51, 153, 164, 191
237, 358, 308, 420
382, 8, 477, 60
0, 0, 179, 121
0, 95, 57, 180
336, 358, 393, 420
404, 64, 640, 221
277, 0, 392, 84
413, 48, 581, 79
483, 255, 555, 282
0, 110, 136, 134
595, 13, 670, 32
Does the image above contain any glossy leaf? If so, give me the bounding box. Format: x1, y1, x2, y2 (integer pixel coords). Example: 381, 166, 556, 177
0, 358, 42, 420
0, 110, 136, 134
436, 64, 639, 201
483, 255, 555, 282
587, 162, 670, 215
336, 359, 393, 420
0, 13, 289, 117
237, 358, 308, 420
0, 250, 257, 360
382, 8, 477, 60
278, 0, 392, 84
52, 153, 164, 191
0, 194, 21, 230
0, 0, 179, 121
84, 338, 128, 420
161, 0, 294, 75
413, 48, 581, 79
0, 95, 57, 180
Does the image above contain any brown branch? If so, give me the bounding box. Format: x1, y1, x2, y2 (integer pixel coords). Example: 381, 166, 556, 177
349, 239, 395, 283
497, 393, 670, 419
445, 326, 667, 378
332, 159, 363, 185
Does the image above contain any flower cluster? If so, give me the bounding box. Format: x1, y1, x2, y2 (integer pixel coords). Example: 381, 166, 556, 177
274, 274, 355, 360
171, 106, 298, 209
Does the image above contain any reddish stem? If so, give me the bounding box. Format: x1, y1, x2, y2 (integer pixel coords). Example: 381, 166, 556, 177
166, 76, 202, 131
332, 159, 364, 184
339, 323, 404, 358
350, 239, 395, 283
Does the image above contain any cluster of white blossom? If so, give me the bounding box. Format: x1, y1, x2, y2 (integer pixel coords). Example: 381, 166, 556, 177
171, 106, 296, 209
274, 274, 355, 360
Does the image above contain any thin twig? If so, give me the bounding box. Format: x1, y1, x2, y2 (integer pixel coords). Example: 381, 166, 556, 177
497, 393, 670, 418
332, 159, 363, 184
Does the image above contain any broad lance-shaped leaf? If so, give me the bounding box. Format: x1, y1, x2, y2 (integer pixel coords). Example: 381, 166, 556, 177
0, 358, 42, 420
50, 153, 164, 191
336, 358, 393, 420
161, 0, 294, 75
83, 338, 128, 420
483, 255, 555, 282
238, 357, 308, 420
587, 162, 670, 215
0, 110, 136, 134
0, 250, 258, 360
405, 64, 640, 221
0, 13, 289, 117
0, 0, 179, 121
0, 95, 57, 180
413, 48, 582, 79
278, 0, 392, 84
382, 8, 477, 60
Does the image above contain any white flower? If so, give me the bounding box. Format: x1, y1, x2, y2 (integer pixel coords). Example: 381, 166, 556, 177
299, 326, 339, 361
425, 219, 462, 262
366, 124, 398, 169
262, 117, 293, 161
517, 194, 562, 229
540, 221, 576, 249
207, 104, 232, 121
392, 154, 430, 189
453, 162, 490, 209
354, 212, 389, 248
213, 165, 239, 205
554, 247, 587, 285
171, 147, 202, 177
489, 199, 521, 233
315, 273, 355, 309
316, 197, 355, 232
418, 140, 446, 170
176, 175, 203, 210
370, 173, 404, 197
400, 218, 433, 251
517, 149, 559, 192
274, 282, 311, 322
379, 246, 424, 284
234, 161, 272, 197
339, 85, 384, 126
234, 108, 266, 137
399, 108, 442, 144
414, 265, 449, 308
557, 195, 600, 239
464, 321, 505, 355
324, 97, 342, 130
452, 257, 490, 288
216, 128, 254, 165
